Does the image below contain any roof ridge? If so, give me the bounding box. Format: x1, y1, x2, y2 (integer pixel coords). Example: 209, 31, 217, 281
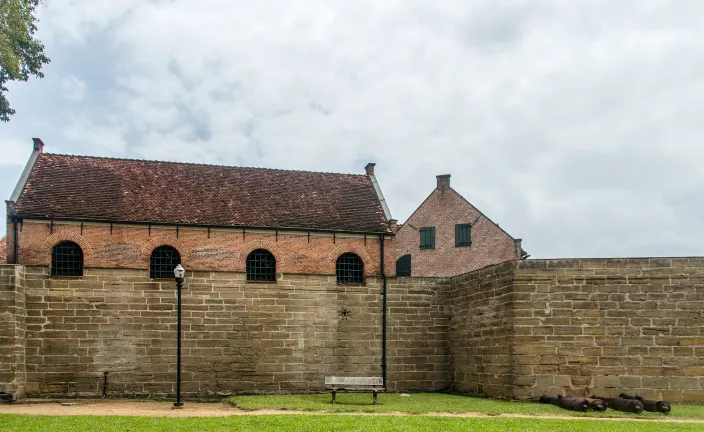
41, 152, 367, 177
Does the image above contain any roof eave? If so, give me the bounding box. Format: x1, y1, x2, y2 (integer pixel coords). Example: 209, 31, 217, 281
15, 215, 394, 236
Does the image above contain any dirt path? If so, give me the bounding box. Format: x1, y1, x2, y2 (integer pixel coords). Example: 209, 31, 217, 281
0, 399, 701, 423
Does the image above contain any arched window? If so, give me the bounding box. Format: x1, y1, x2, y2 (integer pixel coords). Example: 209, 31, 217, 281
396, 254, 411, 277
150, 246, 181, 279
336, 253, 364, 284
51, 241, 83, 276
246, 249, 276, 282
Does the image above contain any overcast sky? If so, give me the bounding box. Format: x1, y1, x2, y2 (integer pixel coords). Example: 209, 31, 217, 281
1, 0, 702, 258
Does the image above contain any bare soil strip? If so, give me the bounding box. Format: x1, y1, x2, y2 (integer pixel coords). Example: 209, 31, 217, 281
0, 400, 700, 423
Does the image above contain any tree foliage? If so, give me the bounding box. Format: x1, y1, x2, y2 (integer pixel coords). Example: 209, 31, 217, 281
0, 0, 50, 122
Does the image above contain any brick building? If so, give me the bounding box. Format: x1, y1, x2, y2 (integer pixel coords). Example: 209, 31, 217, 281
395, 174, 526, 277
5, 139, 395, 275
0, 138, 412, 398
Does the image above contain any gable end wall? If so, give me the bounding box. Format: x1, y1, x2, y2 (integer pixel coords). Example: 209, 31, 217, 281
395, 187, 518, 277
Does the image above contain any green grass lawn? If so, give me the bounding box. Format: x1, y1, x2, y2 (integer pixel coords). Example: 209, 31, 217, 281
0, 414, 701, 432
229, 392, 704, 419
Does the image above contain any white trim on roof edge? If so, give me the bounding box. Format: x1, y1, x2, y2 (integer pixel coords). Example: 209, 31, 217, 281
368, 174, 392, 223
9, 138, 43, 203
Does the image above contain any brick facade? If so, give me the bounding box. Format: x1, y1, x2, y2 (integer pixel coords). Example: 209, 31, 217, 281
0, 236, 6, 264
10, 220, 395, 277
5, 201, 15, 264
395, 175, 521, 277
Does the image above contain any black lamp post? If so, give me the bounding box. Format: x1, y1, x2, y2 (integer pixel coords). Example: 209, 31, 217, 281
173, 263, 185, 408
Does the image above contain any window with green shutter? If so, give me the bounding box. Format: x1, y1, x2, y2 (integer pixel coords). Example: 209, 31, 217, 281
419, 227, 435, 249
455, 224, 471, 247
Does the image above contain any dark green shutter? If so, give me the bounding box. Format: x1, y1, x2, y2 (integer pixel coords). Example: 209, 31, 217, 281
455, 224, 471, 247
419, 227, 436, 249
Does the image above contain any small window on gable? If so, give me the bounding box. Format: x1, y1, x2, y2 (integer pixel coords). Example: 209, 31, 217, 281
336, 253, 364, 284
51, 241, 83, 277
150, 246, 181, 279
455, 224, 472, 247
419, 227, 435, 250
247, 249, 276, 282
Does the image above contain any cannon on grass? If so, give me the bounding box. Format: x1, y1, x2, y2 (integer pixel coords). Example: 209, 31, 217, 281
540, 395, 559, 404
619, 393, 671, 414
583, 397, 607, 411
539, 395, 590, 412
592, 395, 644, 414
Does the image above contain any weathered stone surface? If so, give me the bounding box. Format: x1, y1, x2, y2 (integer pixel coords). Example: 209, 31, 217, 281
0, 265, 26, 399
509, 258, 704, 401
2, 257, 703, 401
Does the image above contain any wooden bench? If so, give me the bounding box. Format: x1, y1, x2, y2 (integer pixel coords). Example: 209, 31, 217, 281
324, 376, 384, 404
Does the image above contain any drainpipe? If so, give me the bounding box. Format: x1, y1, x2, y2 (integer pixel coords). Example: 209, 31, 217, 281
13, 216, 19, 264
379, 234, 387, 390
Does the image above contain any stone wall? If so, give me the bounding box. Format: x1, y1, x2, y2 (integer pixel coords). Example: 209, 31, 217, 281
387, 276, 450, 391
2, 265, 446, 397
512, 258, 704, 402
0, 265, 26, 399
448, 262, 515, 396
21, 266, 382, 396
3, 257, 704, 401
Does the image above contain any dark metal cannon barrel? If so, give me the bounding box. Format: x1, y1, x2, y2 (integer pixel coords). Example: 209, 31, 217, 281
539, 395, 589, 411
557, 396, 590, 412
583, 397, 607, 411
540, 395, 559, 404
597, 397, 644, 414
619, 393, 671, 414
641, 399, 671, 414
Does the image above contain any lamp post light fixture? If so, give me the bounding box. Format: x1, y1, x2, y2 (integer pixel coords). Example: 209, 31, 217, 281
174, 264, 185, 408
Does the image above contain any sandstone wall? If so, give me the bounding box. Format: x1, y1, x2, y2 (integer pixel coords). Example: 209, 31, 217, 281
512, 258, 704, 402
21, 266, 381, 396
3, 257, 704, 401
387, 276, 450, 391
7, 265, 445, 397
448, 262, 515, 396
0, 265, 26, 399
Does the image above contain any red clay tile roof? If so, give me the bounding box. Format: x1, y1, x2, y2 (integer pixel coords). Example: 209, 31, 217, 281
0, 236, 6, 263
13, 154, 391, 233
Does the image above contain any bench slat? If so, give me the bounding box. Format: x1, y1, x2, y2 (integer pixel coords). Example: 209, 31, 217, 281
325, 376, 383, 386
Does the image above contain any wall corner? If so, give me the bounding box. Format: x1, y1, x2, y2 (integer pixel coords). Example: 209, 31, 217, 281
0, 264, 27, 400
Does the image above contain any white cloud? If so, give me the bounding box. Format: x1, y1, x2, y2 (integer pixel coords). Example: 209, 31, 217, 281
2, 0, 703, 258
60, 76, 86, 102
62, 115, 128, 156
0, 138, 32, 166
